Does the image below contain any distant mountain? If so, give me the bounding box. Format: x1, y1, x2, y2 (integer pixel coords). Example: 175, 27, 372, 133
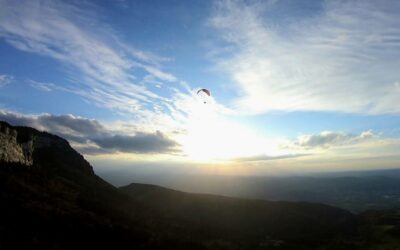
120, 183, 357, 248
313, 168, 400, 179
121, 174, 400, 213
1, 121, 398, 249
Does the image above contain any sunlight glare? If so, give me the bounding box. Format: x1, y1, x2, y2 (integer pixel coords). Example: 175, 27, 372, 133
179, 98, 279, 162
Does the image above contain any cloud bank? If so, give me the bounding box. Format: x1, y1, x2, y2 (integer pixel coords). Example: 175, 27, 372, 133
0, 110, 179, 155
292, 130, 375, 149
93, 132, 178, 154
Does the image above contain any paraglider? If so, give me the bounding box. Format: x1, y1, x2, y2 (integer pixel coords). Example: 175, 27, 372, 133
197, 88, 211, 104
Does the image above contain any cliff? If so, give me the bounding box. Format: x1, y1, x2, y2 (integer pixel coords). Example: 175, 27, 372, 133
0, 121, 93, 174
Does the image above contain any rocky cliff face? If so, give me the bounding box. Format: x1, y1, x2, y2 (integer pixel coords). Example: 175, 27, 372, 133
0, 121, 147, 250
0, 122, 34, 165
0, 121, 93, 174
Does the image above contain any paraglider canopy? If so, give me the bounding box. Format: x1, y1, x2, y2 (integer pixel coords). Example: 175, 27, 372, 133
197, 89, 211, 104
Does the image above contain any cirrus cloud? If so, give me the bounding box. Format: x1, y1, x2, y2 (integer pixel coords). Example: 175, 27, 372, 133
0, 0, 194, 132
210, 0, 400, 115
0, 74, 13, 87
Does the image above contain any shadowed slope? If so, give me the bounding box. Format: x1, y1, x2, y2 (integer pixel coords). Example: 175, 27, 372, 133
120, 183, 357, 248
0, 121, 363, 249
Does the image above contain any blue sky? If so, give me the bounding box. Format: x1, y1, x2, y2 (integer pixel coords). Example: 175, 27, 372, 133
1, 0, 400, 176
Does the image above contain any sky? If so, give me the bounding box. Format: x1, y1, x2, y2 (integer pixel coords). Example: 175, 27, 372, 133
1, 0, 400, 180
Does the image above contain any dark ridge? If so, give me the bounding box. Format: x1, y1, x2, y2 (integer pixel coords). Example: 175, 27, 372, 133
2, 121, 399, 249
120, 183, 357, 245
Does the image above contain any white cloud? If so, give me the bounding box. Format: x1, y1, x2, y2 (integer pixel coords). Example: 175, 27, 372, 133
210, 0, 400, 115
28, 79, 56, 92
291, 130, 376, 149
0, 74, 13, 87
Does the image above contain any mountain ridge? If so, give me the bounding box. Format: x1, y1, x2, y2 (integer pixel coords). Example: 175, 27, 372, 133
2, 121, 397, 249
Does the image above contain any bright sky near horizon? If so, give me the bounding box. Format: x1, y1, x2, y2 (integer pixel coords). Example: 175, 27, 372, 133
1, 0, 400, 176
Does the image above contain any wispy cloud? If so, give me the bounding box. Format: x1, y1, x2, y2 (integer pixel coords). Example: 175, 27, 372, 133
0, 74, 13, 87
28, 79, 56, 92
210, 0, 400, 115
0, 0, 192, 131
0, 110, 180, 155
233, 153, 309, 162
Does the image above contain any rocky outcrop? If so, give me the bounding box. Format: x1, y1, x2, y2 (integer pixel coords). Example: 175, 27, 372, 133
0, 121, 94, 174
0, 122, 33, 165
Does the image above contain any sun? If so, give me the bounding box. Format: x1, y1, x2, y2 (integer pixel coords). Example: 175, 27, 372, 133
178, 101, 279, 162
